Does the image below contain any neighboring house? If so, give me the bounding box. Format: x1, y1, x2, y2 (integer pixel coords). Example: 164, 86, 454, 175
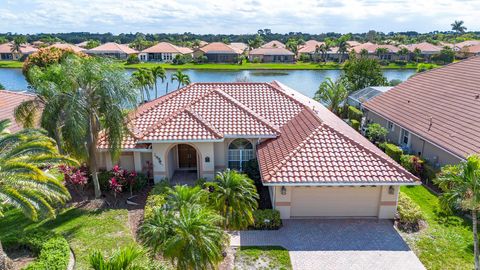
348, 86, 393, 108
76, 41, 89, 48
456, 40, 480, 49
463, 45, 480, 57
87, 42, 138, 59
297, 40, 324, 60
347, 40, 362, 47
0, 43, 38, 60
363, 56, 480, 167
261, 40, 286, 49
47, 43, 86, 53
404, 42, 442, 61
0, 90, 36, 132
97, 82, 418, 219
248, 47, 295, 63
138, 42, 193, 62
193, 42, 243, 63
229, 42, 248, 53
351, 43, 400, 60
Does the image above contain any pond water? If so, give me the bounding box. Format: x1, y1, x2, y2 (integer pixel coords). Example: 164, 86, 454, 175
0, 68, 415, 98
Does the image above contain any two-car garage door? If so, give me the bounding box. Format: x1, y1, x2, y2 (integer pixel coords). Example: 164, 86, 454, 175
290, 186, 381, 218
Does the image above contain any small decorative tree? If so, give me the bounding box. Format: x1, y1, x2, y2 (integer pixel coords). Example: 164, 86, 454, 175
366, 123, 388, 144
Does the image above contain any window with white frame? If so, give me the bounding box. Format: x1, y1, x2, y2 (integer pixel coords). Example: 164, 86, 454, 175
387, 121, 395, 131
400, 128, 410, 147
228, 139, 254, 171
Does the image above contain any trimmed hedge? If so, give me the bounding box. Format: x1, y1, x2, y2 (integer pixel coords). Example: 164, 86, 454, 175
396, 193, 425, 232
251, 209, 282, 230
385, 143, 403, 162
350, 119, 360, 131
348, 106, 363, 122
25, 236, 70, 270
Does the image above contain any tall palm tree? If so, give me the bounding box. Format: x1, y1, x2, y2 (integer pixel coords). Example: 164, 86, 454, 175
150, 66, 166, 98
375, 47, 389, 60
89, 245, 144, 270
140, 207, 227, 270
171, 70, 191, 89
359, 48, 369, 58
413, 48, 422, 63
18, 56, 137, 198
314, 78, 348, 115
0, 119, 75, 269
436, 155, 480, 270
210, 169, 258, 229
337, 40, 349, 63
166, 185, 208, 211
398, 47, 410, 61
451, 20, 467, 60
132, 68, 154, 102
10, 36, 27, 59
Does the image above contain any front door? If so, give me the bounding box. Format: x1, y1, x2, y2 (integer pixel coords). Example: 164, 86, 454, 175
178, 144, 197, 168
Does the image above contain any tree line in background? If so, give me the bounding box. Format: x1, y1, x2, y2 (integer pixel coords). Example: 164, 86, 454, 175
1, 27, 480, 48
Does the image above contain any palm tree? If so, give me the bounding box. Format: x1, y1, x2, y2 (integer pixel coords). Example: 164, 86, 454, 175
375, 47, 389, 60
314, 78, 348, 115
210, 169, 258, 229
89, 245, 144, 270
451, 20, 467, 60
413, 48, 422, 63
166, 185, 208, 211
10, 36, 27, 59
359, 48, 369, 58
132, 68, 154, 102
436, 155, 480, 270
0, 119, 75, 269
140, 207, 227, 270
19, 56, 137, 198
171, 70, 191, 89
337, 40, 349, 63
398, 47, 410, 61
150, 66, 166, 98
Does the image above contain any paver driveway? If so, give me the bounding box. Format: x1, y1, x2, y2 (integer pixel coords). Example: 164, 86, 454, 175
230, 219, 425, 270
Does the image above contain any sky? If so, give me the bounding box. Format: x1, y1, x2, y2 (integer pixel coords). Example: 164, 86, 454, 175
0, 0, 479, 34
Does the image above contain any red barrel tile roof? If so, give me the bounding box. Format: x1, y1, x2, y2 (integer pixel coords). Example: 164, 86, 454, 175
0, 90, 36, 132
98, 82, 417, 185
141, 42, 193, 54
364, 56, 480, 160
88, 42, 137, 54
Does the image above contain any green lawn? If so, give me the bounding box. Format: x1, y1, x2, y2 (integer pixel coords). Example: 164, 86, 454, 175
401, 185, 474, 270
234, 246, 292, 270
0, 59, 425, 70
0, 208, 145, 269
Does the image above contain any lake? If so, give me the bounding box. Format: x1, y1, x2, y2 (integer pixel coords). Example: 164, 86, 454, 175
0, 68, 415, 98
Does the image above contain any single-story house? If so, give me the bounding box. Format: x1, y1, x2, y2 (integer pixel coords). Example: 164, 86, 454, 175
261, 40, 286, 49
87, 42, 138, 59
97, 82, 418, 219
47, 43, 86, 53
348, 86, 393, 108
139, 42, 193, 62
0, 90, 37, 132
0, 43, 38, 60
463, 45, 480, 57
248, 47, 295, 63
351, 43, 400, 61
363, 56, 480, 167
456, 40, 480, 49
76, 41, 89, 48
193, 42, 243, 63
404, 42, 442, 61
297, 40, 324, 60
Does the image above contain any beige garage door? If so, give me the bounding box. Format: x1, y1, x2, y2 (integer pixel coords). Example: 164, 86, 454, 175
290, 186, 381, 217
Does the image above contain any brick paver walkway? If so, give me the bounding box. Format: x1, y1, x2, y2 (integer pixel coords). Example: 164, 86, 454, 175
230, 219, 425, 270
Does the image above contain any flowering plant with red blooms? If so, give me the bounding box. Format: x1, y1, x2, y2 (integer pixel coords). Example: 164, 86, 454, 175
109, 177, 123, 195
58, 165, 89, 195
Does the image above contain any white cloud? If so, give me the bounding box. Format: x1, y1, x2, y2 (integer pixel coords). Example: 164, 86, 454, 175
0, 0, 478, 34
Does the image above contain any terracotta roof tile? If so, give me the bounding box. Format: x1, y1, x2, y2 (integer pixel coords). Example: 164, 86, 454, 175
47, 43, 85, 53
404, 42, 442, 53
249, 47, 294, 56
0, 90, 36, 132
199, 42, 243, 54
363, 56, 480, 159
261, 40, 286, 49
88, 42, 137, 54
141, 42, 193, 54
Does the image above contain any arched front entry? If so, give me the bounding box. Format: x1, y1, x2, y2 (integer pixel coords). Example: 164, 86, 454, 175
166, 143, 200, 184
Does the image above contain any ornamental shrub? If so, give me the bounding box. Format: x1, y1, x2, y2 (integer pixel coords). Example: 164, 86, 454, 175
253, 57, 261, 63
251, 209, 282, 230
385, 143, 403, 162
350, 119, 360, 131
366, 123, 388, 143
25, 236, 70, 270
348, 106, 363, 122
396, 193, 425, 232
400, 155, 425, 177
127, 54, 140, 64
144, 194, 166, 220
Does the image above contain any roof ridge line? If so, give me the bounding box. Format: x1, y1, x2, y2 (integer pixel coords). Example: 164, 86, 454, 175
184, 108, 224, 138
267, 81, 310, 109
136, 86, 214, 138
212, 88, 281, 135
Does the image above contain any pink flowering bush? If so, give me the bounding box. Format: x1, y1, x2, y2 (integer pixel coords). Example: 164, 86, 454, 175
58, 164, 89, 195
98, 165, 148, 195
